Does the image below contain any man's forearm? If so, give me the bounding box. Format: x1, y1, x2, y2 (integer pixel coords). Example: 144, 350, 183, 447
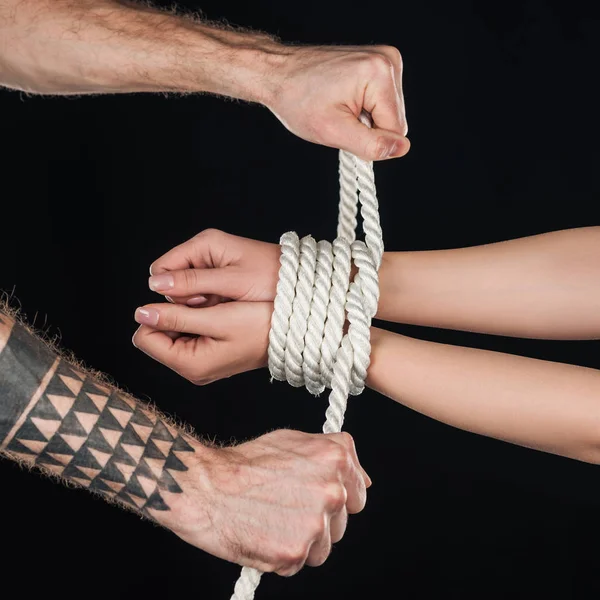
0, 307, 209, 532
0, 0, 285, 98
377, 227, 600, 339
367, 327, 600, 464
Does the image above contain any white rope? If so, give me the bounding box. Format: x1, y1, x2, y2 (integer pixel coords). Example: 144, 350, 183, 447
230, 112, 383, 600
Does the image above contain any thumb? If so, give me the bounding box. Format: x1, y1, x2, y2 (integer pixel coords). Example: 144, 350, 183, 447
335, 113, 410, 161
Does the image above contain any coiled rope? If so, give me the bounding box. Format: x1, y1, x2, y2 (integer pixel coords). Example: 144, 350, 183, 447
231, 112, 383, 599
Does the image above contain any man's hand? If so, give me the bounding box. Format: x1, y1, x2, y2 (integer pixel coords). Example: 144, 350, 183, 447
1, 2, 408, 159
266, 45, 409, 161
0, 305, 370, 575
174, 429, 371, 575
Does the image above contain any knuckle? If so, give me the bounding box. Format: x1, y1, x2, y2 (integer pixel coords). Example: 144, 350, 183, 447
364, 52, 394, 77
339, 431, 354, 447
325, 443, 351, 473
160, 309, 177, 331
277, 545, 307, 569
308, 514, 326, 539
383, 45, 403, 69
276, 564, 302, 578
182, 268, 199, 289
197, 227, 223, 241
323, 482, 347, 511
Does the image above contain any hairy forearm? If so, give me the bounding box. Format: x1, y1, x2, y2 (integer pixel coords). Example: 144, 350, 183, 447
0, 307, 211, 533
0, 0, 286, 98
367, 327, 600, 464
377, 227, 600, 339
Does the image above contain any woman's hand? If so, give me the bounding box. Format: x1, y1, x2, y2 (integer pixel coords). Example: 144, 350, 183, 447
148, 229, 281, 306
133, 300, 272, 385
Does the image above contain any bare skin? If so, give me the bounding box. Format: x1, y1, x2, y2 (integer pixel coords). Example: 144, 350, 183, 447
0, 0, 409, 160
0, 306, 370, 575
132, 227, 600, 465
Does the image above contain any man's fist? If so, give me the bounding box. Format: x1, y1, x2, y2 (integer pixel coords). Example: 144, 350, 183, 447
172, 429, 371, 575
265, 45, 409, 161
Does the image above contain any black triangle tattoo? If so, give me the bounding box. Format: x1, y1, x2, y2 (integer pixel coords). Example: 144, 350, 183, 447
134, 458, 157, 482
124, 474, 149, 499
145, 490, 169, 511
120, 423, 145, 447
151, 421, 174, 442
130, 409, 154, 428
81, 379, 107, 397
99, 459, 127, 484
72, 393, 102, 415
89, 478, 113, 494
86, 428, 115, 454
142, 439, 168, 460
96, 408, 125, 432
172, 435, 194, 453
15, 419, 48, 442
63, 462, 92, 480
158, 469, 183, 494
116, 491, 137, 508
7, 438, 37, 455
107, 393, 134, 413
36, 452, 64, 466
164, 452, 188, 472
58, 412, 88, 437
45, 375, 76, 399
112, 444, 137, 467
45, 435, 77, 455
29, 395, 63, 421
71, 446, 104, 470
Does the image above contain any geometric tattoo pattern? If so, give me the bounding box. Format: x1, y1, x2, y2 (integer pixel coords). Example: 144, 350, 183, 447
0, 316, 195, 517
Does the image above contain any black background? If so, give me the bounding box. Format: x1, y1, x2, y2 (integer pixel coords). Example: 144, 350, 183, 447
1, 0, 599, 598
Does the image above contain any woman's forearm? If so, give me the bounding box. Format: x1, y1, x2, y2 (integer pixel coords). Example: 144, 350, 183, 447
377, 227, 600, 339
0, 0, 283, 99
367, 327, 600, 464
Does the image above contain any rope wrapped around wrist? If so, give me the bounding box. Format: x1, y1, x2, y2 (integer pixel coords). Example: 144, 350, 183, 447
231, 112, 383, 600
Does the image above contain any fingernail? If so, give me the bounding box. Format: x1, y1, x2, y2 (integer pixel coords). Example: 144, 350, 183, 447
382, 141, 399, 159
135, 307, 159, 326
187, 295, 208, 306
149, 274, 174, 292
390, 137, 410, 158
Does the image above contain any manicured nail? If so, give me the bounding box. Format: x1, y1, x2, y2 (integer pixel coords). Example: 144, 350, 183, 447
135, 307, 159, 326
187, 295, 208, 306
149, 274, 174, 292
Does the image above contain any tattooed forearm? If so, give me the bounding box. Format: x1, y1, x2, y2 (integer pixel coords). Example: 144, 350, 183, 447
0, 310, 196, 519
